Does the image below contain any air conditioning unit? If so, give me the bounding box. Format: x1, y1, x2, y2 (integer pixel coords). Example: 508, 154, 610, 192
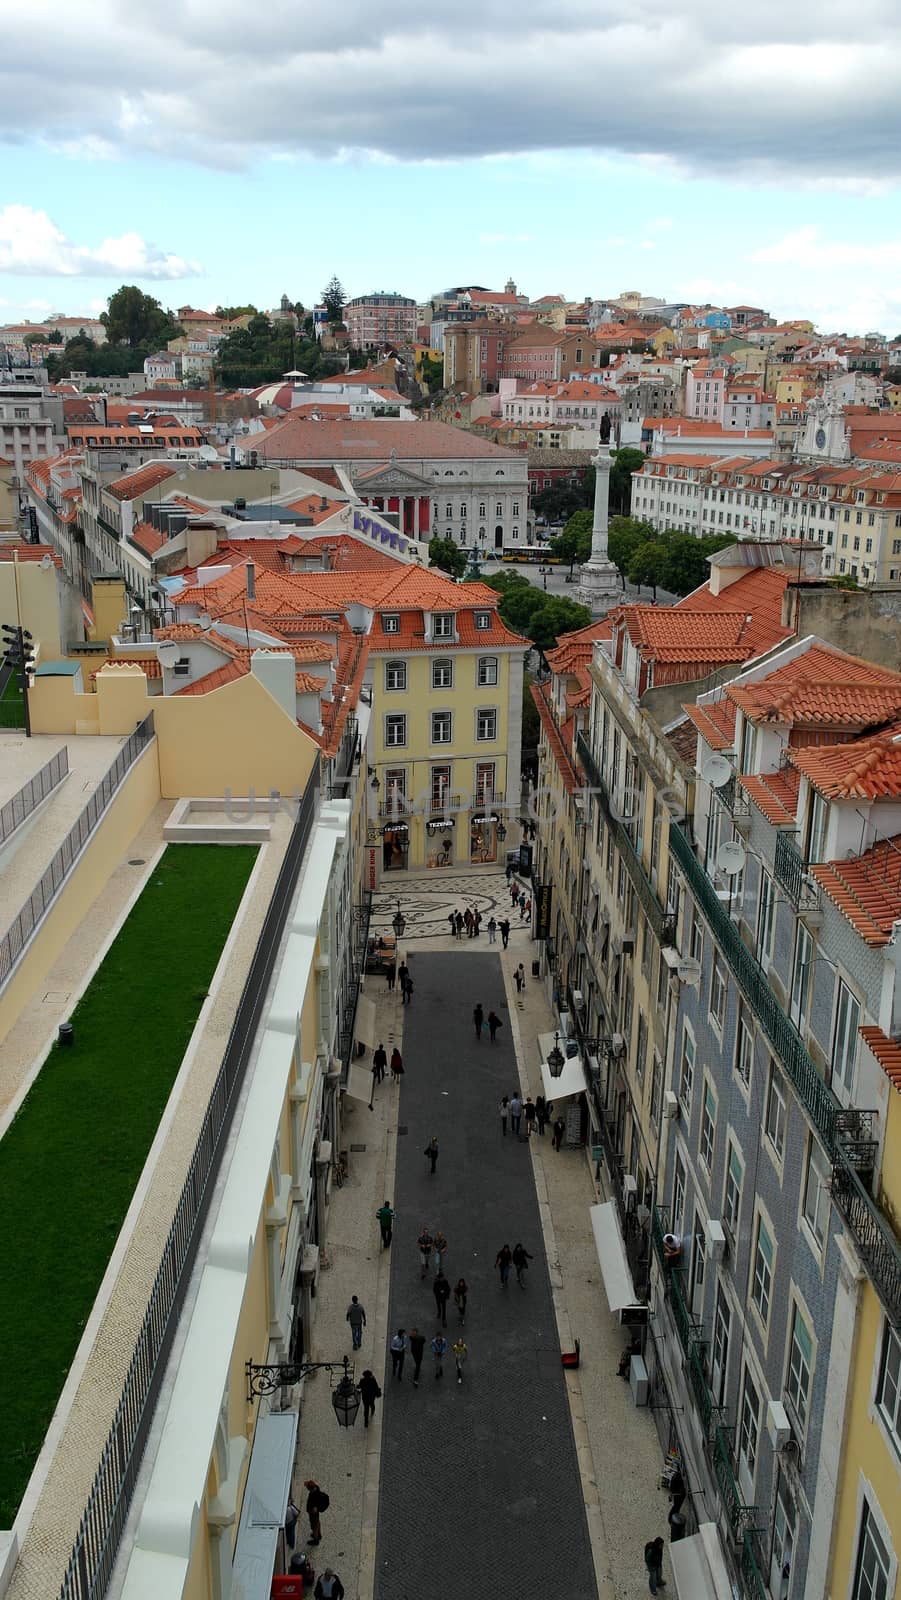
663, 1090, 680, 1120
623, 1173, 638, 1200
611, 1032, 626, 1057
705, 1219, 726, 1262
767, 1399, 791, 1450
572, 989, 585, 1013
559, 1010, 573, 1038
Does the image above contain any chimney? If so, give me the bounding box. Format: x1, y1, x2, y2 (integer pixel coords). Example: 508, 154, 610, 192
246, 562, 255, 601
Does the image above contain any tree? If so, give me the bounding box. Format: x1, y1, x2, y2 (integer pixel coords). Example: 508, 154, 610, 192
533, 482, 585, 523
521, 672, 541, 773
628, 540, 670, 599
481, 573, 590, 653
661, 533, 733, 598
101, 285, 178, 349
214, 315, 331, 386
428, 536, 467, 579
46, 329, 63, 345
550, 508, 593, 574
607, 516, 655, 589
214, 303, 257, 320
609, 447, 647, 515
321, 275, 347, 323
419, 353, 445, 395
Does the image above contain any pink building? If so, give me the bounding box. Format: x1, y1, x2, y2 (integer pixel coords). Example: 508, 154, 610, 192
685, 363, 727, 422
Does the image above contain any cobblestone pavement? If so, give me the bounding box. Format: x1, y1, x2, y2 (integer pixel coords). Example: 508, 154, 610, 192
371, 868, 536, 942
374, 951, 598, 1600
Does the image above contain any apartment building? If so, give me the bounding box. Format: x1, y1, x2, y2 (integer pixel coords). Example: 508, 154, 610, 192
343, 291, 417, 348
0, 381, 64, 481
685, 366, 728, 422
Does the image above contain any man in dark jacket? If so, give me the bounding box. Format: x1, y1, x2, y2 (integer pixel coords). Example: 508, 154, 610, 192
314, 1569, 345, 1600
433, 1270, 451, 1326
304, 1479, 330, 1545
358, 1370, 381, 1428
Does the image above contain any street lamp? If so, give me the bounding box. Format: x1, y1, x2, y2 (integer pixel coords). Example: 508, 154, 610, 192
245, 1356, 361, 1427
547, 1031, 565, 1078
496, 819, 507, 842
391, 900, 406, 940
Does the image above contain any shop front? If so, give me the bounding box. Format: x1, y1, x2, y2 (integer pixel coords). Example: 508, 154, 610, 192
381, 819, 410, 871
425, 815, 456, 868
469, 810, 500, 864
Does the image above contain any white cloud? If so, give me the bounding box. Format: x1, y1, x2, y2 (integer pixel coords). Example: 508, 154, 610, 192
0, 206, 202, 279
752, 226, 901, 270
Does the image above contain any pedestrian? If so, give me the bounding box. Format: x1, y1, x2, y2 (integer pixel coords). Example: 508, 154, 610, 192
303, 1479, 330, 1546
495, 1244, 512, 1286
386, 962, 396, 991
447, 911, 457, 938
455, 910, 465, 939
510, 882, 520, 907
473, 1002, 484, 1039
524, 1096, 536, 1136
390, 1328, 407, 1380
285, 1495, 299, 1549
644, 1536, 666, 1594
453, 1336, 467, 1384
512, 1242, 533, 1287
314, 1568, 345, 1600
509, 1093, 523, 1136
358, 1369, 381, 1428
514, 963, 525, 993
376, 1199, 395, 1248
536, 1095, 550, 1135
464, 908, 473, 938
433, 1270, 451, 1326
499, 918, 510, 949
424, 1135, 439, 1175
402, 972, 414, 1005
505, 861, 513, 883
433, 1230, 448, 1273
390, 1046, 404, 1082
668, 1467, 686, 1516
372, 1042, 387, 1083
518, 890, 526, 915
453, 1277, 468, 1321
409, 1327, 425, 1385
346, 1295, 366, 1349
523, 896, 532, 921
473, 909, 482, 937
499, 1094, 510, 1135
398, 960, 408, 991
487, 915, 497, 943
487, 1009, 502, 1042
552, 1116, 565, 1151
431, 1329, 448, 1378
417, 1225, 433, 1278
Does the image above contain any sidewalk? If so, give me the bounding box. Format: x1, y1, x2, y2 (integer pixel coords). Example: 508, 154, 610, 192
294, 877, 671, 1599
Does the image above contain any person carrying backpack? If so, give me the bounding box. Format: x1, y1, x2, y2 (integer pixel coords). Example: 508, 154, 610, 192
303, 1479, 330, 1545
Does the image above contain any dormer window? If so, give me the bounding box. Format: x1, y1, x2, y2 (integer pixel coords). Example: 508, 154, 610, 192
856, 490, 866, 504
475, 612, 491, 631
433, 613, 455, 639
382, 613, 400, 634
804, 790, 828, 864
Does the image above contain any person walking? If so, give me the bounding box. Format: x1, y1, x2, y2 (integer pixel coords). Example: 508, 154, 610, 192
431, 1330, 448, 1379
644, 1536, 666, 1594
473, 1002, 484, 1039
463, 908, 473, 938
409, 1327, 425, 1386
433, 1230, 448, 1273
398, 960, 409, 991
389, 1328, 407, 1380
536, 1095, 550, 1135
487, 916, 497, 944
453, 910, 463, 938
453, 1277, 468, 1322
510, 881, 520, 907
499, 1094, 510, 1136
453, 1336, 467, 1384
473, 909, 482, 937
509, 1093, 523, 1136
499, 918, 511, 949
314, 1569, 345, 1600
447, 910, 457, 938
372, 1042, 387, 1083
376, 1199, 395, 1248
346, 1295, 366, 1349
552, 1116, 566, 1151
524, 1096, 536, 1137
518, 890, 526, 916
303, 1479, 330, 1546
514, 963, 525, 994
402, 972, 414, 1005
512, 1242, 533, 1287
495, 1243, 512, 1287
487, 1009, 502, 1042
390, 1046, 404, 1083
417, 1225, 433, 1278
358, 1369, 381, 1428
433, 1270, 451, 1326
522, 896, 532, 922
424, 1135, 439, 1175
386, 962, 396, 992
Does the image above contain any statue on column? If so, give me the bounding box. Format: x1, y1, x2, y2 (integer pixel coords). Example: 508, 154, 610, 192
577, 446, 621, 612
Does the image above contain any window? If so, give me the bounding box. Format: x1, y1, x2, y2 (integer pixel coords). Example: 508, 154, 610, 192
672, 1150, 686, 1233
478, 501, 486, 517
700, 1082, 717, 1171
738, 1367, 761, 1499
475, 762, 495, 805
805, 790, 828, 863
385, 714, 406, 747
384, 659, 406, 692
635, 1014, 647, 1086
709, 950, 727, 1031
757, 869, 776, 965
477, 708, 497, 741
431, 710, 452, 744
751, 1214, 774, 1326
770, 1474, 797, 1600
735, 1004, 754, 1088
765, 1062, 787, 1159
512, 500, 520, 516
495, 500, 503, 516
679, 1026, 695, 1113
689, 908, 703, 966
445, 500, 453, 517
877, 1322, 901, 1452
432, 658, 453, 690
433, 612, 455, 638
832, 980, 860, 1099
852, 1501, 892, 1600
430, 764, 451, 810
712, 1287, 731, 1405
724, 1139, 743, 1236
382, 613, 400, 634
475, 611, 491, 630
786, 1303, 813, 1431
477, 656, 498, 686
650, 1051, 663, 1127
789, 923, 813, 1033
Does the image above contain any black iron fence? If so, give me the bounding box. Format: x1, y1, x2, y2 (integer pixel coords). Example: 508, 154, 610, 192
0, 748, 68, 844
0, 717, 155, 987
57, 768, 320, 1600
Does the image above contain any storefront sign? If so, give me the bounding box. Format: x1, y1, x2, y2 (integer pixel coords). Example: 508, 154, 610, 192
535, 881, 553, 940
352, 509, 410, 556
368, 847, 377, 890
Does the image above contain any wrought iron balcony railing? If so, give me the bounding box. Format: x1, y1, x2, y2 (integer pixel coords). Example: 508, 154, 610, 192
576, 732, 673, 945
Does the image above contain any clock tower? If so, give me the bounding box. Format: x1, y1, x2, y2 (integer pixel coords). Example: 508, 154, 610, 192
798, 397, 850, 462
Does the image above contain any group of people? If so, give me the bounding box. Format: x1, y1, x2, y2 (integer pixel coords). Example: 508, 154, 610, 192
387, 959, 414, 1004
390, 1225, 469, 1385
472, 1002, 503, 1041
498, 1091, 565, 1148
371, 1042, 404, 1103
447, 906, 513, 948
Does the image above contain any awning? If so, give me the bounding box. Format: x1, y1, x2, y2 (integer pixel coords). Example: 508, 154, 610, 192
670, 1524, 734, 1600
232, 1411, 298, 1600
355, 994, 378, 1049
589, 1201, 637, 1314
345, 1061, 374, 1103
538, 1032, 588, 1102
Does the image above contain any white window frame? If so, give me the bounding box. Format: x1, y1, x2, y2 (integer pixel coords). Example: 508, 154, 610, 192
384, 658, 407, 692
852, 1498, 893, 1600
431, 709, 453, 744
832, 979, 861, 1103
477, 655, 498, 686
476, 707, 498, 741
790, 922, 813, 1033
384, 713, 407, 748
757, 868, 776, 967
738, 1365, 761, 1502
475, 611, 491, 630
382, 612, 400, 634
700, 1080, 717, 1173
723, 1137, 743, 1238
735, 1003, 754, 1091
801, 1136, 830, 1250
432, 612, 455, 639
751, 1212, 774, 1328
709, 949, 727, 1032
432, 658, 454, 690
679, 1025, 695, 1115
785, 1300, 813, 1434
765, 1061, 787, 1161
876, 1320, 901, 1457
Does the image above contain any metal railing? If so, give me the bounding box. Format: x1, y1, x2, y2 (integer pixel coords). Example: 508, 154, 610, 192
0, 749, 68, 844
58, 766, 320, 1600
576, 732, 673, 945
739, 1532, 770, 1600
712, 1426, 752, 1541
338, 890, 372, 1072
0, 717, 155, 988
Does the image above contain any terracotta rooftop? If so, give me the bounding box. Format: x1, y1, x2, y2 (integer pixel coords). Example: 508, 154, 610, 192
666, 716, 699, 767
811, 832, 901, 945
740, 767, 801, 827
859, 1026, 901, 1096
790, 726, 901, 800
108, 462, 179, 501
612, 605, 760, 665
533, 681, 579, 795
245, 417, 523, 463
681, 698, 737, 751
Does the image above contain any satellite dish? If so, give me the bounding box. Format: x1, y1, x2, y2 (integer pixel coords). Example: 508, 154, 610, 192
716, 840, 747, 877
198, 611, 213, 631
702, 754, 733, 788
40, 553, 53, 570
676, 957, 702, 987
156, 642, 180, 667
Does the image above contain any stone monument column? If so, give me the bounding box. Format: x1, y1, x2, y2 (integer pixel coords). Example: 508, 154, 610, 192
577, 446, 621, 611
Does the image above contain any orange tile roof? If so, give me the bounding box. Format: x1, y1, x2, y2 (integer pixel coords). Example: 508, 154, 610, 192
174, 660, 247, 696
811, 833, 901, 945
108, 462, 179, 501
611, 605, 759, 665
130, 520, 164, 556
674, 565, 792, 654
0, 541, 62, 566
739, 767, 800, 826
859, 1026, 901, 1095
532, 681, 579, 795
247, 417, 522, 463
681, 698, 737, 751
790, 727, 901, 799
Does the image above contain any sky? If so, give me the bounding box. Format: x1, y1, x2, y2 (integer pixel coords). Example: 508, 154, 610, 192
1, 2, 901, 335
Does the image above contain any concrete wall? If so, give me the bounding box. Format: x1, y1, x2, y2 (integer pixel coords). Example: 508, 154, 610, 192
0, 560, 81, 662
783, 584, 901, 672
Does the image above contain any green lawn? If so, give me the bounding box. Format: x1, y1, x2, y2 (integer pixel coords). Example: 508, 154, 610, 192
0, 668, 26, 728
0, 843, 258, 1524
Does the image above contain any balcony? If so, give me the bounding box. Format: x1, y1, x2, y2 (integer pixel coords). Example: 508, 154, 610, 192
712, 1426, 755, 1541
576, 732, 672, 945
774, 830, 819, 912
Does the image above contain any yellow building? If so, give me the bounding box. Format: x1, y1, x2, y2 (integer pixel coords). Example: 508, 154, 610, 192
884, 385, 901, 413
828, 1035, 901, 1600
